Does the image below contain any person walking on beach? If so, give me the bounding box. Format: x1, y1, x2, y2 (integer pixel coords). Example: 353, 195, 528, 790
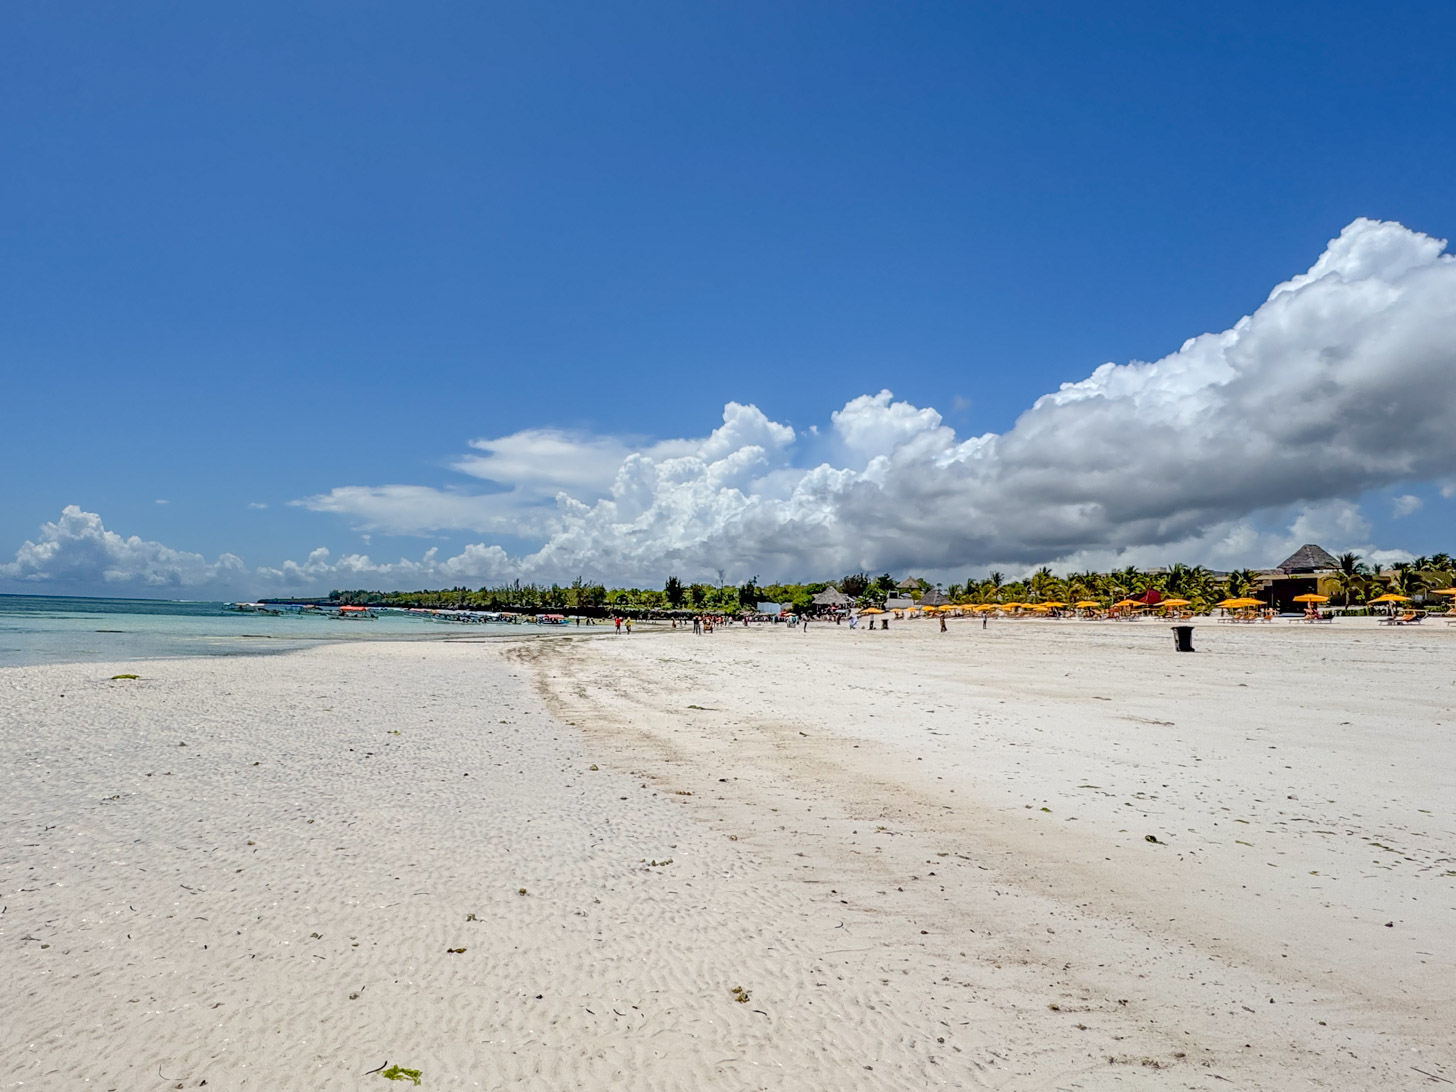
982, 613, 988, 630
614, 616, 622, 634
940, 613, 948, 633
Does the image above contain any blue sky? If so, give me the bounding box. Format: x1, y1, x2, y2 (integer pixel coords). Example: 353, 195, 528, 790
4, 2, 1456, 596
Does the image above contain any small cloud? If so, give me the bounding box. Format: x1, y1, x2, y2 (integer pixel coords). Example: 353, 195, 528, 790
1366, 547, 1416, 570
154, 498, 169, 505
248, 502, 269, 510
952, 394, 973, 413
1392, 494, 1423, 518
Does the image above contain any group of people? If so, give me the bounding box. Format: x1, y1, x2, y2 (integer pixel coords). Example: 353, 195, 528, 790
666, 615, 727, 634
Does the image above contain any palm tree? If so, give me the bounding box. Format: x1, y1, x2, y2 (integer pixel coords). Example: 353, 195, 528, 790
1164, 562, 1192, 597
1330, 568, 1368, 607
986, 571, 1004, 602
1224, 568, 1258, 600
1028, 566, 1058, 603
1176, 565, 1217, 608
1108, 566, 1140, 602
1416, 554, 1454, 591
1387, 565, 1428, 600
1065, 571, 1095, 605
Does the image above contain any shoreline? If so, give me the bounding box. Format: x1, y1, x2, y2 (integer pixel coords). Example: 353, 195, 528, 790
3, 624, 1452, 1088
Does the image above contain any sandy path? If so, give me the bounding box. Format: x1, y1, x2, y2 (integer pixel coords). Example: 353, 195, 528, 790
521, 618, 1456, 1089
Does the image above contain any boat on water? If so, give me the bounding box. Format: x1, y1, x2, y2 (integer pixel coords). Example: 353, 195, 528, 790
225, 602, 377, 619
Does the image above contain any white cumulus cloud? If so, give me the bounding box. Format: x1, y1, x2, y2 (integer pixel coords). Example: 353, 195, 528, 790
7, 218, 1454, 594
282, 216, 1445, 587
0, 506, 247, 590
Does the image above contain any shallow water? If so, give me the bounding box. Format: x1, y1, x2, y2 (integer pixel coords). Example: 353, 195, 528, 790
0, 594, 505, 668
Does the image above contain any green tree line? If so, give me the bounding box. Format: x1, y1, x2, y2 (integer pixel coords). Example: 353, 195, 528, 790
318, 552, 1456, 615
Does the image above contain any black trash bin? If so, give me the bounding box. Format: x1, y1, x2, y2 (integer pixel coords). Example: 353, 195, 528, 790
1170, 625, 1195, 652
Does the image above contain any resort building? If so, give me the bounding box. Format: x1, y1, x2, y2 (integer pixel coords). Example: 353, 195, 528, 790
1255, 544, 1341, 612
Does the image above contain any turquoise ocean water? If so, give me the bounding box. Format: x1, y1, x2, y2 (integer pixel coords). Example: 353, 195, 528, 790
0, 595, 477, 669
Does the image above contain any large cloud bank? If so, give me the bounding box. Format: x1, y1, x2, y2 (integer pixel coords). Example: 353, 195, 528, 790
0, 507, 248, 590
5, 218, 1452, 593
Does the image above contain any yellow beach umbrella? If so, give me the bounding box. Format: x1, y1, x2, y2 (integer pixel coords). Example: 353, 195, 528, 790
1215, 598, 1243, 608
1112, 599, 1139, 608
859, 607, 884, 615
1040, 601, 1066, 608
1074, 600, 1101, 609
1292, 593, 1329, 603
1369, 593, 1411, 604
1430, 588, 1456, 596
1161, 598, 1191, 608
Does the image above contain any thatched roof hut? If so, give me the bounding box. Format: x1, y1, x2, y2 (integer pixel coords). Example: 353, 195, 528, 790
1276, 544, 1340, 573
919, 589, 950, 606
812, 587, 854, 608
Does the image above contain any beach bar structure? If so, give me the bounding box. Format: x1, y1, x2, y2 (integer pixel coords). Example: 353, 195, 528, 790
1256, 544, 1341, 612
811, 587, 855, 612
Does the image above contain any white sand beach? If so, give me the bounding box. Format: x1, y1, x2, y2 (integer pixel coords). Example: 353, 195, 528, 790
3, 620, 1453, 1089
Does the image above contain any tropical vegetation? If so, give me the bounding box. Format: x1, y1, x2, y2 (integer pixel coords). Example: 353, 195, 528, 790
309, 553, 1456, 615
